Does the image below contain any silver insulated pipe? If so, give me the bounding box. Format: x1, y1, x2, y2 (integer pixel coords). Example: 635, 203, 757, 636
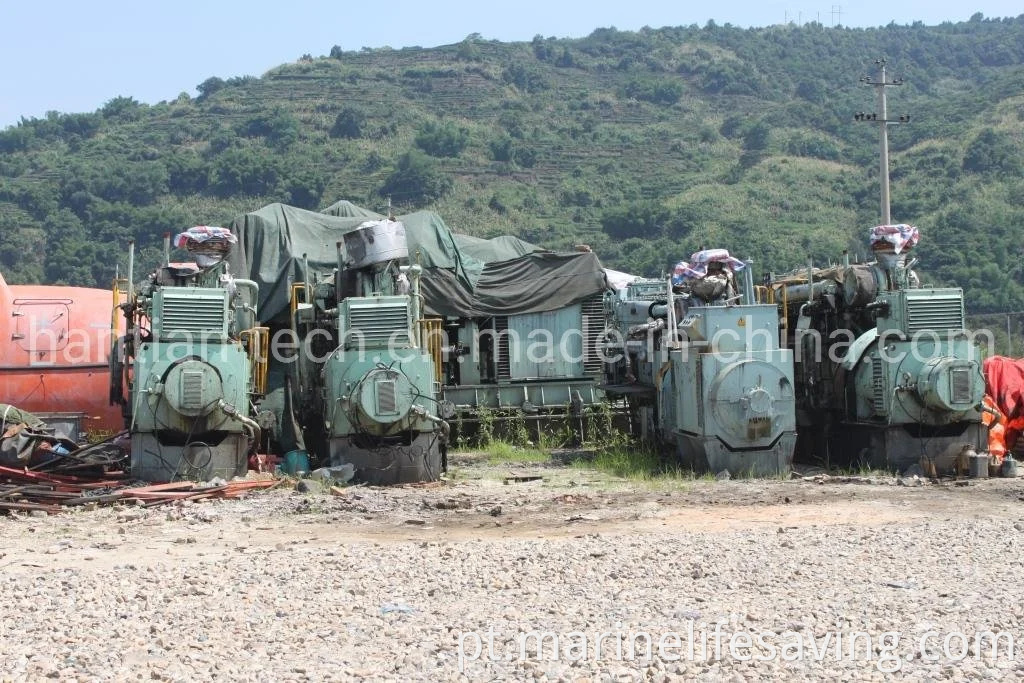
742, 259, 755, 305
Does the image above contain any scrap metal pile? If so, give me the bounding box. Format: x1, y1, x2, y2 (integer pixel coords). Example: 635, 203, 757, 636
0, 467, 279, 515
0, 404, 277, 515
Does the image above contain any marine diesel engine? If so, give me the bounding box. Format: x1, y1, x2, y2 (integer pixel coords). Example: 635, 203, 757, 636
293, 219, 447, 484
115, 228, 265, 482
604, 250, 797, 476
767, 225, 984, 472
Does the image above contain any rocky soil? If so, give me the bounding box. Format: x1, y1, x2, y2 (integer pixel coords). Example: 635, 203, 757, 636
1, 459, 1024, 682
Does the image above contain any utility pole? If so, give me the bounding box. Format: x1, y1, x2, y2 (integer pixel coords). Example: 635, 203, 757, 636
854, 58, 910, 225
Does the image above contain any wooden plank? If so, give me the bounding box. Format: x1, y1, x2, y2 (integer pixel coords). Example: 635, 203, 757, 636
0, 501, 62, 513
118, 482, 197, 494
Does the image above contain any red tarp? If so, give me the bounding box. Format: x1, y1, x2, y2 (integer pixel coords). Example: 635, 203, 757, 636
983, 356, 1024, 420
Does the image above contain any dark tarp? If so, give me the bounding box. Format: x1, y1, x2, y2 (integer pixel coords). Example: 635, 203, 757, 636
227, 201, 610, 322
227, 203, 482, 322
420, 250, 609, 317
320, 200, 383, 219
451, 234, 543, 264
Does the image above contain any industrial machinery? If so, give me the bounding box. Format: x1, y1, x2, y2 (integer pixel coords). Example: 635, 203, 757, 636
228, 202, 611, 462
0, 270, 124, 439
113, 228, 267, 482
603, 250, 797, 476
431, 292, 606, 424
292, 219, 447, 484
766, 225, 985, 472
323, 201, 611, 431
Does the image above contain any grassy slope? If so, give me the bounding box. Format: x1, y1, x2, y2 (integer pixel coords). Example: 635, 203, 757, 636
1, 20, 1023, 314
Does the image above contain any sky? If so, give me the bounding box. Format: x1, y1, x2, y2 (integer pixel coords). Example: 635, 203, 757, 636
1, 0, 1020, 128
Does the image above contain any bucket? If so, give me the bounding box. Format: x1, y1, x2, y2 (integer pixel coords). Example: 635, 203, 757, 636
1002, 455, 1019, 478
282, 449, 309, 476
968, 454, 990, 479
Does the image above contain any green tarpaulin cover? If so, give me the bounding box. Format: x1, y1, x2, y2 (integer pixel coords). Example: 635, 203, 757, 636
227, 201, 609, 321
451, 234, 542, 264
421, 251, 609, 317
228, 203, 481, 321
323, 199, 544, 264
320, 200, 382, 219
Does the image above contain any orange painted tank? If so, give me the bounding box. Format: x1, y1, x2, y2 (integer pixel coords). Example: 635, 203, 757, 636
0, 271, 124, 439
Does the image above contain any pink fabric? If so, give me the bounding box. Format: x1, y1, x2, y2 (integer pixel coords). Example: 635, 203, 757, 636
671, 249, 745, 285
173, 226, 237, 248
869, 224, 919, 254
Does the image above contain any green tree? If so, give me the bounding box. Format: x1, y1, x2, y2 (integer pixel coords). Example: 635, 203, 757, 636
488, 134, 515, 162
196, 77, 225, 100
600, 201, 670, 239
101, 96, 143, 122
330, 107, 365, 139
531, 35, 554, 61
501, 63, 549, 93
555, 48, 576, 68
744, 121, 771, 152
456, 39, 481, 62
165, 150, 209, 194
623, 77, 684, 104
414, 121, 469, 158
281, 163, 327, 209
380, 150, 452, 204
237, 108, 299, 148
208, 147, 281, 197
0, 124, 35, 153
963, 128, 1022, 175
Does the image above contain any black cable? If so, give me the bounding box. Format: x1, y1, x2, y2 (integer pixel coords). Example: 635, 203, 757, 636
891, 346, 963, 469
146, 383, 222, 481
181, 441, 214, 472
145, 392, 186, 480
330, 357, 444, 479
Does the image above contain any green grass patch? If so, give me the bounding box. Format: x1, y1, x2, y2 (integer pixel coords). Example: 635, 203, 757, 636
483, 440, 551, 464
832, 465, 891, 478
573, 445, 691, 481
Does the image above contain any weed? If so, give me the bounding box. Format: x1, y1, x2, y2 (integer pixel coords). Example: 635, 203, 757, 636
454, 412, 467, 450
484, 440, 550, 464
585, 400, 628, 451
508, 409, 531, 448
834, 465, 890, 478
476, 405, 494, 447
565, 442, 689, 482
538, 419, 574, 451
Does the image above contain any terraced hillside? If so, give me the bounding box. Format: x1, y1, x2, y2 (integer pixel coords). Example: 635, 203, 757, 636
1, 18, 1023, 317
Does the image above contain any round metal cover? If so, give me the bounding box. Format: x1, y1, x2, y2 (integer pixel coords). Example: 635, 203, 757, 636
707, 359, 791, 443
164, 359, 223, 418
356, 367, 414, 424
843, 266, 878, 307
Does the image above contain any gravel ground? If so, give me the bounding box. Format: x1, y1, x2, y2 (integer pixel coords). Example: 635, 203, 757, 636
2, 459, 1024, 682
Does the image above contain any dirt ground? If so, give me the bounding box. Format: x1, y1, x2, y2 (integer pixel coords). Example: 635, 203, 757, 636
4, 455, 1024, 681
4, 454, 1022, 576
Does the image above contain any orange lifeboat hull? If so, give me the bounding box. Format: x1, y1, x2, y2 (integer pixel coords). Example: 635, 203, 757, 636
0, 272, 124, 439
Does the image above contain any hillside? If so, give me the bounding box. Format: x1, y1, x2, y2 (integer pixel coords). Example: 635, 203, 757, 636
1, 16, 1023, 318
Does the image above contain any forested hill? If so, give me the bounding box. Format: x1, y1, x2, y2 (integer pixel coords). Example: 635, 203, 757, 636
1, 16, 1023, 314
